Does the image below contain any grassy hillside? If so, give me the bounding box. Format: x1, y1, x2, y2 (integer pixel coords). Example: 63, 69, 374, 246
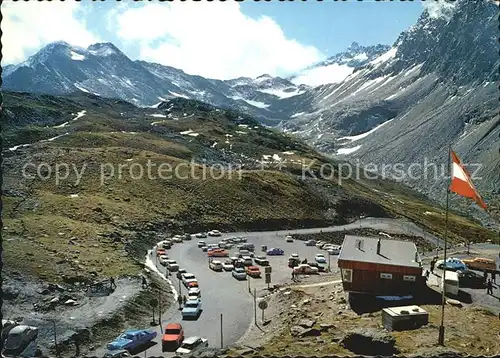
2, 91, 495, 283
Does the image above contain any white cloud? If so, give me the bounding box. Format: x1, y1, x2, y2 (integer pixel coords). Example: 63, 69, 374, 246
291, 63, 354, 87
422, 0, 457, 20
108, 2, 324, 80
1, 1, 100, 65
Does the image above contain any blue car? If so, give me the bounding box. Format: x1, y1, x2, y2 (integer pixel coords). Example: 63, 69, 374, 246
267, 248, 284, 256
182, 299, 202, 319
107, 329, 157, 351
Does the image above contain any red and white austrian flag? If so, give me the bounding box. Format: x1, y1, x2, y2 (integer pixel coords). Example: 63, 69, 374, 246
449, 151, 487, 210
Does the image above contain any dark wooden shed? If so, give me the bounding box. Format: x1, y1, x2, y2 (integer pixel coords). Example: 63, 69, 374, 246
338, 235, 424, 295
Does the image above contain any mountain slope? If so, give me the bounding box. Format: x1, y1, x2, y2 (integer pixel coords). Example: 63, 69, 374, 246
281, 0, 499, 221
2, 91, 495, 282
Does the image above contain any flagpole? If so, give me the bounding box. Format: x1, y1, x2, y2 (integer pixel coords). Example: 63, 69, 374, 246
438, 146, 451, 346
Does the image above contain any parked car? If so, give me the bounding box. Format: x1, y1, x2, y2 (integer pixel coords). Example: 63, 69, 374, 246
245, 266, 261, 278
242, 256, 253, 266
208, 249, 229, 257
309, 262, 327, 272
186, 281, 199, 289
222, 260, 234, 271
183, 234, 192, 241
175, 336, 208, 355
182, 299, 202, 319
327, 246, 341, 255
201, 246, 208, 252
181, 273, 196, 286
238, 249, 254, 258
103, 350, 132, 358
166, 260, 179, 272
305, 240, 316, 246
172, 236, 184, 243
315, 254, 327, 264
316, 241, 325, 248
240, 243, 255, 252
176, 268, 188, 280
162, 323, 184, 351
159, 255, 169, 266
254, 256, 270, 266
1, 320, 19, 343
462, 257, 497, 272
232, 267, 247, 280
197, 240, 206, 248
2, 325, 38, 358
209, 260, 223, 271
195, 232, 207, 238
161, 241, 172, 250
285, 235, 294, 243
188, 287, 201, 300
267, 248, 284, 256
293, 264, 319, 275
436, 258, 468, 272
208, 230, 222, 237
156, 248, 167, 256
106, 329, 157, 351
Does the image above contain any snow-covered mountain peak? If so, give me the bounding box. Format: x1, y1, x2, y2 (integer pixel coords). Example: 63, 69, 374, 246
87, 42, 123, 57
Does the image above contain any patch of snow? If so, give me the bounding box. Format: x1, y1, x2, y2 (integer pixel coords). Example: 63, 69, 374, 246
292, 63, 354, 87
385, 92, 399, 101
338, 118, 395, 142
262, 155, 271, 160
180, 129, 195, 135
158, 96, 167, 101
225, 134, 233, 138
211, 142, 218, 148
149, 114, 167, 118
423, 211, 434, 215
238, 124, 249, 128
8, 143, 31, 152
350, 75, 390, 96
336, 145, 362, 155
188, 132, 199, 137
352, 53, 368, 61
370, 47, 398, 67
53, 121, 70, 128
43, 133, 70, 142
70, 51, 85, 61
74, 83, 90, 93
73, 110, 87, 121
282, 151, 294, 155
258, 88, 305, 99
69, 194, 79, 198
169, 91, 190, 99
272, 154, 282, 161
403, 64, 423, 77
291, 112, 305, 118
235, 131, 247, 135
150, 102, 163, 109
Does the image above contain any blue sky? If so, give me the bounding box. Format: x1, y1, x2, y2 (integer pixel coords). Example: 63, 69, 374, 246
3, 0, 425, 79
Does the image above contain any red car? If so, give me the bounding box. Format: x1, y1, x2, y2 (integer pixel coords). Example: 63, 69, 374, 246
157, 248, 167, 256
187, 281, 199, 289
208, 249, 229, 257
245, 266, 261, 278
162, 323, 184, 351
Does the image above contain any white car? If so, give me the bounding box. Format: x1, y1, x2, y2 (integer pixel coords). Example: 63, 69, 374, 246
198, 240, 207, 248
293, 264, 319, 274
290, 253, 299, 259
208, 230, 222, 237
232, 267, 247, 280
285, 235, 294, 242
315, 254, 327, 263
172, 236, 183, 243
166, 260, 179, 271
209, 260, 223, 271
222, 260, 234, 271
175, 336, 208, 355
188, 287, 201, 299
158, 255, 169, 265
327, 246, 341, 255
181, 273, 196, 285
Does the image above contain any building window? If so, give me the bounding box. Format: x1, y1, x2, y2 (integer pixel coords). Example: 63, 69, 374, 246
342, 269, 353, 283
403, 275, 416, 282
380, 273, 392, 279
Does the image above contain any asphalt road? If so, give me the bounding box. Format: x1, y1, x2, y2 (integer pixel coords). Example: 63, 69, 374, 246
96, 217, 444, 357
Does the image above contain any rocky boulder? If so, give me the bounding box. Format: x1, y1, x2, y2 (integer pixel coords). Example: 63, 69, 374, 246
341, 328, 398, 356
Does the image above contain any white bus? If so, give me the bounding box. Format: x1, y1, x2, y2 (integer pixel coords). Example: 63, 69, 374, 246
441, 271, 459, 296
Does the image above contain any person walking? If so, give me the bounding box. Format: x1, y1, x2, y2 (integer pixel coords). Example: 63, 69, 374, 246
430, 258, 436, 273
486, 279, 494, 295
110, 277, 117, 290
291, 270, 295, 281
177, 295, 183, 309
182, 295, 187, 305
425, 269, 430, 282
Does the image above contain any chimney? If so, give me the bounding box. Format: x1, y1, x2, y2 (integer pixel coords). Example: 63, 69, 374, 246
377, 238, 381, 255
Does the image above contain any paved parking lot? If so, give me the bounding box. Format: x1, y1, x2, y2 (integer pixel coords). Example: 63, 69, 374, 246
136, 233, 334, 357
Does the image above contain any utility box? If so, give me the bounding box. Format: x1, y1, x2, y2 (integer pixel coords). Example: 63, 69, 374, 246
382, 305, 428, 331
